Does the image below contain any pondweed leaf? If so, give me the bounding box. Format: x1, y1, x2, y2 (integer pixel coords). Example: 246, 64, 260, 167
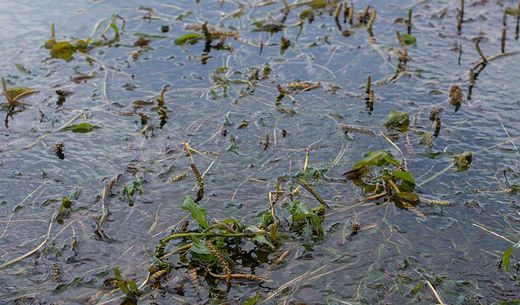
62, 122, 100, 133
384, 110, 410, 132
393, 192, 420, 205
190, 238, 213, 256
113, 267, 140, 298
345, 150, 400, 179
502, 245, 513, 272
244, 292, 262, 305
410, 282, 424, 296
420, 131, 433, 148
453, 151, 472, 172
174, 33, 203, 46
6, 86, 38, 102
50, 41, 75, 61
402, 33, 416, 46
392, 170, 416, 192
290, 201, 324, 240
182, 195, 209, 229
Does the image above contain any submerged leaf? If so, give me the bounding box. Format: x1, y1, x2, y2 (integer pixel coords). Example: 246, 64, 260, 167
62, 122, 100, 133
502, 246, 513, 272
174, 33, 203, 46
384, 110, 410, 132
182, 195, 209, 229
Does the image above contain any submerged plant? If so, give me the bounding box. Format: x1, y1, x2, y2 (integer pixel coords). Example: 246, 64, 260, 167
345, 150, 420, 209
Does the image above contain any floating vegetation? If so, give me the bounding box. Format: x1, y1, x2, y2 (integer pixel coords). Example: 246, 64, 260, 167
384, 110, 410, 132
44, 15, 125, 61
453, 151, 473, 172
174, 33, 203, 46
61, 122, 100, 133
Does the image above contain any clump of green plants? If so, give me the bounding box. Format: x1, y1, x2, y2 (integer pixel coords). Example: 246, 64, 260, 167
44, 15, 125, 61
345, 150, 420, 209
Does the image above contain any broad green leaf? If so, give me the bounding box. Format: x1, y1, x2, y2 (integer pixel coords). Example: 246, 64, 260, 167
384, 110, 410, 132
174, 33, 203, 46
392, 170, 415, 192
345, 150, 400, 179
410, 282, 424, 296
259, 210, 273, 229
51, 41, 76, 61
290, 201, 324, 239
402, 33, 416, 46
62, 122, 100, 133
182, 195, 208, 229
253, 234, 275, 249
61, 196, 72, 209
290, 201, 313, 221
191, 238, 213, 255
453, 151, 472, 172
503, 245, 513, 272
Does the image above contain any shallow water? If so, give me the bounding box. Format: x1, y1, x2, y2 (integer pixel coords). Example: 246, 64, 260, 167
1, 0, 519, 304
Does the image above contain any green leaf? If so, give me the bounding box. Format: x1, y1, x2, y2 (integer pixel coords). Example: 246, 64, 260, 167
244, 292, 262, 305
182, 195, 209, 229
191, 238, 213, 255
174, 33, 203, 46
253, 234, 275, 249
290, 201, 324, 239
393, 192, 420, 205
51, 41, 76, 61
259, 210, 273, 229
502, 245, 513, 272
290, 201, 313, 221
61, 196, 72, 209
420, 131, 433, 148
345, 150, 400, 179
392, 170, 415, 192
384, 110, 410, 132
402, 33, 416, 46
61, 122, 100, 133
6, 86, 38, 101
123, 185, 135, 206
453, 151, 472, 172
410, 282, 424, 296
